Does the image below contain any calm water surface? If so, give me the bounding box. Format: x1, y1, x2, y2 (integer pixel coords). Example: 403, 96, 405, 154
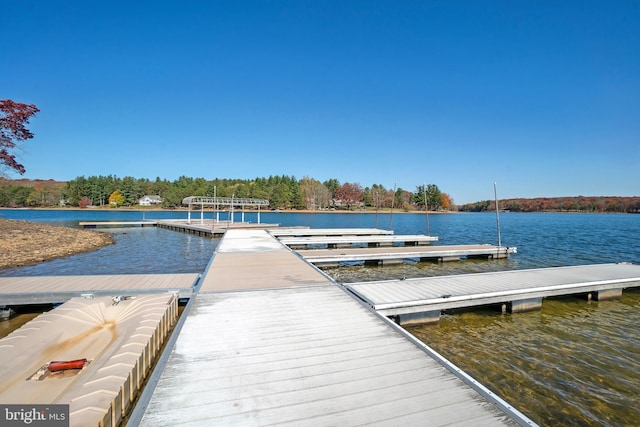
1, 209, 639, 426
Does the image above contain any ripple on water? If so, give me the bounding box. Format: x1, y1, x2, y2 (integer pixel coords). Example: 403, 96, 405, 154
404, 292, 640, 426
0, 227, 218, 276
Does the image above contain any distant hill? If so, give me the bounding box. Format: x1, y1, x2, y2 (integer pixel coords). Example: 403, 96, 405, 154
460, 196, 640, 213
0, 178, 65, 188
0, 178, 66, 207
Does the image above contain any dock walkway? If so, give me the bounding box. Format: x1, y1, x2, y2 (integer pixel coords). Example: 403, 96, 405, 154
269, 227, 393, 237
0, 273, 199, 304
277, 234, 438, 249
136, 229, 533, 426
346, 263, 640, 325
297, 244, 516, 266
79, 221, 157, 228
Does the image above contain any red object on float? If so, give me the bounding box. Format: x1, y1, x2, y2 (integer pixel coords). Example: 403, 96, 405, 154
47, 359, 87, 372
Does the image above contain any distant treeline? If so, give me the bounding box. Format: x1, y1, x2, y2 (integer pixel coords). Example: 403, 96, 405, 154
460, 196, 640, 213
0, 176, 453, 211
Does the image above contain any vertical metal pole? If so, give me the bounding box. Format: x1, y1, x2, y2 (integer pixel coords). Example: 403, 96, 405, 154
200, 198, 204, 224
389, 182, 396, 230
258, 203, 261, 224
375, 190, 379, 229
214, 186, 219, 223
231, 194, 234, 224
424, 183, 430, 236
494, 182, 502, 247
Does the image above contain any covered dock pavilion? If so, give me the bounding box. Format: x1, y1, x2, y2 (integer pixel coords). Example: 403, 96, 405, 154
182, 196, 269, 225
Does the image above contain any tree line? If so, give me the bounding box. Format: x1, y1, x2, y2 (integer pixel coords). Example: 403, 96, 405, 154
0, 176, 453, 211
460, 196, 640, 213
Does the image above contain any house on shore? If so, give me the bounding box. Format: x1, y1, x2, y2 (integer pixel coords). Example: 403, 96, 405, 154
139, 195, 162, 206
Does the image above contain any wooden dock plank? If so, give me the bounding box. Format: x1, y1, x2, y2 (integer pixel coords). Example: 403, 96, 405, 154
346, 263, 640, 316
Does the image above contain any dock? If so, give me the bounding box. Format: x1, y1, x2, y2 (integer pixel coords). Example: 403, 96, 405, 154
277, 234, 438, 249
0, 273, 200, 304
133, 229, 534, 426
79, 219, 280, 238
345, 263, 640, 325
15, 227, 637, 426
269, 227, 394, 237
296, 244, 516, 267
79, 221, 158, 228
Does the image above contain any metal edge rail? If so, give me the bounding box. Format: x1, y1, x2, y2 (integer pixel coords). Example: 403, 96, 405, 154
125, 273, 202, 427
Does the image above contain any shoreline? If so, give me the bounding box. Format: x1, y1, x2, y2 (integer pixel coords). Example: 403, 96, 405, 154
1, 206, 451, 214
0, 218, 114, 271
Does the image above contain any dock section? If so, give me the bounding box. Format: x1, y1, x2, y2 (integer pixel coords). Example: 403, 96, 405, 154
199, 228, 330, 291
346, 263, 640, 325
137, 229, 533, 426
297, 244, 516, 267
0, 273, 199, 305
277, 234, 438, 249
80, 221, 157, 228
269, 227, 394, 237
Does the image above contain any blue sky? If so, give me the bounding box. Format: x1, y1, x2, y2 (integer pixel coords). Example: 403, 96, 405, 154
2, 1, 638, 204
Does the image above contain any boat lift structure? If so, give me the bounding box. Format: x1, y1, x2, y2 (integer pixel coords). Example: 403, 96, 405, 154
182, 196, 269, 224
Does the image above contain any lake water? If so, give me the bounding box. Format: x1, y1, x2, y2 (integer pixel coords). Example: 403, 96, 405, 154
1, 209, 639, 425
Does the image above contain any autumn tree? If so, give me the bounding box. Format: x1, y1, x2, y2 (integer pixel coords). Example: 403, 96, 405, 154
300, 177, 331, 210
78, 196, 92, 208
335, 182, 364, 209
0, 100, 40, 175
441, 193, 454, 210
108, 190, 125, 207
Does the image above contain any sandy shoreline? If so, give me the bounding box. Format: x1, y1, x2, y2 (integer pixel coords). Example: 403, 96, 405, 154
0, 218, 114, 271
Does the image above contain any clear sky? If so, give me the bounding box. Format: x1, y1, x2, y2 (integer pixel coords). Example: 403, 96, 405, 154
2, 1, 638, 204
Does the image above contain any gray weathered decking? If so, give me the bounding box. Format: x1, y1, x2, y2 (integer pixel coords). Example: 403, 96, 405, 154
277, 234, 438, 249
346, 263, 640, 318
139, 287, 524, 426
297, 244, 516, 266
136, 229, 532, 426
0, 273, 200, 304
269, 227, 394, 237
79, 221, 158, 228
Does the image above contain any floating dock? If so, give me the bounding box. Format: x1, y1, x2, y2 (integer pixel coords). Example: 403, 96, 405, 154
346, 263, 640, 325
11, 227, 637, 426
79, 221, 158, 228
133, 229, 534, 426
0, 294, 179, 427
277, 233, 438, 249
79, 219, 280, 238
296, 244, 516, 267
0, 273, 200, 305
269, 227, 394, 237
